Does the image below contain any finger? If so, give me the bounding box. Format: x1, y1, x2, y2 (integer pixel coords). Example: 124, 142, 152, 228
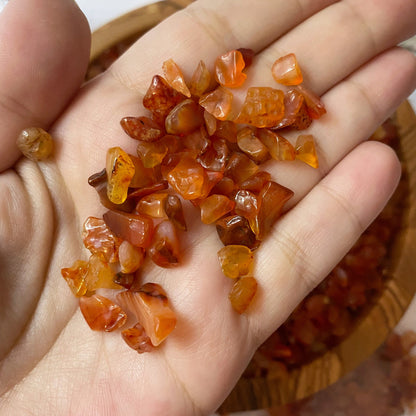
0, 0, 91, 172
249, 140, 402, 340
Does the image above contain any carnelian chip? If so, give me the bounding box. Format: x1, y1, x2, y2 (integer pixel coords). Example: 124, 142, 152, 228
103, 210, 154, 248
199, 194, 235, 224
215, 120, 237, 143
182, 126, 211, 155
258, 129, 296, 161
199, 87, 233, 121
148, 220, 181, 268
114, 272, 137, 290
198, 137, 230, 172
215, 50, 247, 88
203, 110, 217, 136
122, 323, 154, 353
216, 215, 258, 249
189, 60, 211, 97
120, 116, 164, 141
295, 84, 326, 119
165, 99, 204, 135
164, 194, 187, 231
79, 294, 127, 332
237, 48, 255, 68
117, 283, 177, 346
234, 190, 260, 234
295, 134, 319, 168
210, 176, 235, 196
118, 241, 145, 274
136, 192, 169, 219
85, 253, 120, 291
129, 155, 161, 188
272, 88, 305, 129
272, 53, 303, 86
82, 217, 121, 263
163, 58, 191, 98
127, 181, 169, 200
234, 87, 285, 128
61, 260, 89, 297
136, 139, 168, 168
236, 127, 270, 164
166, 156, 207, 200
17, 127, 54, 161
239, 171, 271, 193
106, 147, 135, 205
229, 276, 258, 314
225, 152, 259, 184
218, 245, 254, 279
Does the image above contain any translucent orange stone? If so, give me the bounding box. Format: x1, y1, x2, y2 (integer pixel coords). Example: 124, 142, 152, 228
257, 129, 296, 161
256, 181, 294, 240
295, 134, 319, 168
114, 272, 136, 290
121, 323, 154, 353
199, 87, 233, 121
85, 253, 120, 291
295, 84, 326, 119
106, 147, 135, 204
225, 152, 259, 184
189, 60, 211, 97
216, 215, 258, 249
118, 241, 145, 273
162, 58, 191, 98
218, 245, 254, 279
229, 276, 257, 314
236, 127, 270, 164
182, 126, 211, 155
198, 137, 230, 172
272, 88, 305, 129
129, 155, 161, 188
234, 190, 260, 234
136, 139, 168, 168
215, 120, 237, 143
103, 210, 154, 248
165, 99, 204, 135
291, 102, 313, 130
234, 87, 285, 128
148, 220, 181, 268
61, 260, 89, 297
237, 48, 255, 68
272, 53, 303, 86
16, 127, 54, 161
136, 192, 169, 219
210, 176, 235, 196
127, 181, 169, 201
120, 116, 164, 141
215, 50, 247, 88
79, 294, 127, 332
117, 283, 177, 346
143, 75, 184, 125
166, 156, 207, 200
164, 194, 187, 231
197, 170, 224, 201
239, 171, 271, 193
199, 194, 235, 224
204, 110, 217, 136
82, 217, 121, 263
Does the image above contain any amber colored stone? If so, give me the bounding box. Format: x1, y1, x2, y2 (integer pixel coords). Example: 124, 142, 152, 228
225, 152, 259, 184
204, 110, 217, 136
257, 129, 296, 161
61, 260, 89, 297
166, 156, 207, 200
189, 60, 211, 97
295, 134, 319, 168
295, 84, 326, 119
237, 48, 255, 68
162, 58, 191, 98
122, 323, 154, 353
16, 127, 54, 161
120, 116, 164, 142
82, 217, 121, 263
79, 294, 127, 332
215, 120, 237, 143
198, 137, 230, 172
215, 50, 247, 88
136, 139, 168, 168
117, 283, 177, 346
114, 272, 136, 290
136, 192, 169, 219
210, 176, 235, 196
127, 181, 169, 200
234, 87, 285, 128
103, 210, 154, 248
292, 102, 313, 130
272, 53, 303, 86
256, 181, 294, 240
148, 220, 181, 267
142, 75, 184, 125
237, 127, 270, 164
88, 168, 107, 187
85, 253, 120, 291
199, 87, 233, 121
216, 215, 258, 249
272, 88, 305, 129
182, 126, 211, 155
129, 155, 161, 188
218, 245, 254, 278
164, 194, 187, 231
118, 241, 145, 273
234, 190, 260, 233
239, 171, 271, 193
165, 99, 204, 135
106, 147, 135, 204
229, 276, 257, 314
199, 194, 235, 224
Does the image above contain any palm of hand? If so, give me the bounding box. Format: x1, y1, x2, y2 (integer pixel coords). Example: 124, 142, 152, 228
1, 0, 416, 415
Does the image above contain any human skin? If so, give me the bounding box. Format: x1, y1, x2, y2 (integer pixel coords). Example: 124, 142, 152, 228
0, 0, 416, 415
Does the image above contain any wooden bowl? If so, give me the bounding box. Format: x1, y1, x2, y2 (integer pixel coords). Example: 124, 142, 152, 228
89, 2, 416, 412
